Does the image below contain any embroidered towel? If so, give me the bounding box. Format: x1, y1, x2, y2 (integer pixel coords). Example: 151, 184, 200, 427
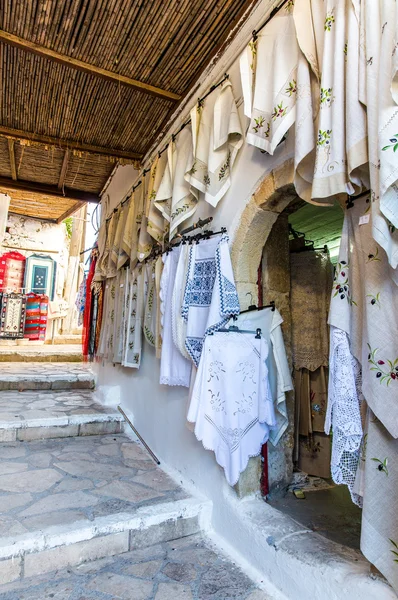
188, 331, 275, 486
147, 154, 168, 244
143, 260, 156, 346
186, 80, 243, 207
182, 235, 240, 367
240, 5, 299, 154
231, 307, 293, 446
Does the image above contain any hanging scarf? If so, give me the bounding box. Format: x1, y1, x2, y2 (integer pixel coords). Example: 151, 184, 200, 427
155, 127, 198, 240
143, 260, 157, 346
154, 255, 163, 359
123, 264, 146, 368
138, 172, 155, 262
83, 252, 97, 359
112, 268, 128, 363
182, 235, 240, 367
160, 248, 192, 386
188, 331, 275, 486
186, 80, 243, 207
172, 243, 191, 360
147, 154, 168, 244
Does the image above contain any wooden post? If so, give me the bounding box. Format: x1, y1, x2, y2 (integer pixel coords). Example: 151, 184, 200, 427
62, 205, 86, 335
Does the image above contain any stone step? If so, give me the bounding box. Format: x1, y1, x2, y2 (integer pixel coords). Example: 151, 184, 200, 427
0, 390, 124, 442
46, 334, 82, 345
0, 533, 268, 600
0, 345, 83, 363
0, 434, 210, 585
0, 362, 95, 391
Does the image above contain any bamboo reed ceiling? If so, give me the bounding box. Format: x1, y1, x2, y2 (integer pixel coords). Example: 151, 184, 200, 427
0, 0, 256, 219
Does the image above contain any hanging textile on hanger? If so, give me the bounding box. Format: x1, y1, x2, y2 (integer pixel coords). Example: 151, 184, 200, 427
147, 154, 168, 244
172, 242, 191, 360
231, 304, 293, 446
182, 233, 240, 366
240, 1, 298, 154
160, 246, 192, 386
123, 264, 146, 368
326, 196, 398, 594
155, 125, 198, 240
186, 79, 243, 207
143, 260, 157, 346
188, 329, 275, 486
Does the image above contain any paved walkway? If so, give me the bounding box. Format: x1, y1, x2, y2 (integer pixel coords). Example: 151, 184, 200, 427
0, 533, 268, 600
0, 434, 187, 535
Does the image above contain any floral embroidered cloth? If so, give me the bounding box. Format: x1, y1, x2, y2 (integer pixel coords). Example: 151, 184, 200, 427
310, 0, 368, 202
160, 247, 192, 387
327, 197, 398, 592
361, 0, 398, 273
182, 235, 240, 367
240, 4, 298, 153
186, 80, 243, 207
146, 154, 168, 245
188, 331, 275, 486
123, 264, 146, 368
143, 260, 156, 346
155, 126, 198, 240
97, 277, 117, 361
230, 307, 293, 446
329, 197, 398, 437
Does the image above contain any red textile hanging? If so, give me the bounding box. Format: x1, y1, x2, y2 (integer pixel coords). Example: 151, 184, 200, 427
0, 251, 26, 292
82, 254, 97, 360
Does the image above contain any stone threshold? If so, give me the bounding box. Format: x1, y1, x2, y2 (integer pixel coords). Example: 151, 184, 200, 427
0, 413, 124, 442
214, 495, 395, 600
0, 497, 211, 584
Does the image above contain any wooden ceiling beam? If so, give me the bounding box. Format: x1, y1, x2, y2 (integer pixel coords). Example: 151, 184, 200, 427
7, 139, 17, 180
0, 126, 142, 162
0, 30, 181, 102
56, 202, 86, 224
0, 176, 100, 204
58, 149, 69, 189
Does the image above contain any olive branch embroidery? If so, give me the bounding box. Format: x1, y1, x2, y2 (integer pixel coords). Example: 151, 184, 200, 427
371, 457, 389, 476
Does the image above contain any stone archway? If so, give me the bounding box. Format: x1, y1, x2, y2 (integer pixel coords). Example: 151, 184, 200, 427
231, 159, 297, 498
231, 159, 297, 307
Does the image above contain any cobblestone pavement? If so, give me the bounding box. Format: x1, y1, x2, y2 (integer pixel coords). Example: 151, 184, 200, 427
0, 390, 122, 428
0, 534, 269, 600
0, 434, 187, 534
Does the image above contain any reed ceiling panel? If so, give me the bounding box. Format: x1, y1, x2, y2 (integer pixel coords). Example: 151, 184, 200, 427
0, 0, 257, 199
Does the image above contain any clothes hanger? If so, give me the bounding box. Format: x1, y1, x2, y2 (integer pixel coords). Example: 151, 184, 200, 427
210, 325, 262, 339
238, 292, 276, 315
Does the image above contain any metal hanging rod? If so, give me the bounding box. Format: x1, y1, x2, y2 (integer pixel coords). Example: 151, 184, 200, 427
346, 189, 370, 209
252, 0, 290, 39
158, 74, 230, 157
180, 216, 213, 236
